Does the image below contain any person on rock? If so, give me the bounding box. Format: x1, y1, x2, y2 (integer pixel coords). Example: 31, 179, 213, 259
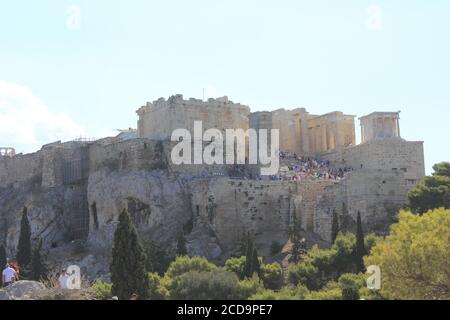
2, 263, 18, 287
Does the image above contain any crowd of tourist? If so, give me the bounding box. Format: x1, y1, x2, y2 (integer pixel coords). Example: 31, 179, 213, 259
270, 151, 354, 182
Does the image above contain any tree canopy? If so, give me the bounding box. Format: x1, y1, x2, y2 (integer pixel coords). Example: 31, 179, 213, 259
408, 162, 450, 214
365, 208, 450, 300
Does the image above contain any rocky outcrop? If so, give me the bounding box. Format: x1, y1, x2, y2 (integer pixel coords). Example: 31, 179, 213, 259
0, 281, 46, 300
87, 169, 192, 253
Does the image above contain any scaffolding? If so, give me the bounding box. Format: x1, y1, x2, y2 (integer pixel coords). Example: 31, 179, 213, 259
63, 147, 90, 185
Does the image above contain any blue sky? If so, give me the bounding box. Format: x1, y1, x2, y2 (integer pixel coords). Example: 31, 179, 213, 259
0, 0, 449, 173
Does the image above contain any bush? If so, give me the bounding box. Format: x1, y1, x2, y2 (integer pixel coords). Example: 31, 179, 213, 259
92, 280, 112, 300
306, 281, 342, 300
261, 262, 283, 290
287, 261, 321, 290
338, 273, 365, 300
287, 232, 378, 291
148, 272, 166, 300
165, 256, 217, 279
224, 256, 246, 280
364, 233, 382, 254
249, 284, 309, 300
236, 274, 265, 299
167, 269, 240, 300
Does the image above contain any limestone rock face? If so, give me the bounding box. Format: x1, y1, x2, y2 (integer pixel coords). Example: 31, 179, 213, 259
0, 181, 85, 258
87, 169, 192, 252
0, 281, 46, 300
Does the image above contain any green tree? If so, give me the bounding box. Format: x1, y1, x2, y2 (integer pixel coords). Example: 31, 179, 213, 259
144, 240, 172, 275
338, 273, 364, 300
408, 162, 450, 214
147, 272, 166, 300
331, 209, 339, 244
92, 280, 113, 300
289, 212, 305, 263
261, 262, 283, 290
432, 162, 450, 177
176, 233, 188, 256
365, 208, 450, 300
251, 247, 261, 277
355, 212, 365, 273
244, 233, 254, 278
167, 269, 241, 300
165, 255, 217, 279
224, 256, 246, 280
30, 238, 47, 281
0, 244, 6, 270
16, 207, 31, 277
110, 210, 150, 300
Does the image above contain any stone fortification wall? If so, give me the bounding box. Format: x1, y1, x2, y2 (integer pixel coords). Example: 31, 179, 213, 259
137, 95, 250, 140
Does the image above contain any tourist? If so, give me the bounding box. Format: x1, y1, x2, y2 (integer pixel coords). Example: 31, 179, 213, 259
2, 263, 18, 287
58, 268, 70, 289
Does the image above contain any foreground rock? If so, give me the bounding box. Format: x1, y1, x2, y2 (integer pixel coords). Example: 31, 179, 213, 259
0, 281, 46, 300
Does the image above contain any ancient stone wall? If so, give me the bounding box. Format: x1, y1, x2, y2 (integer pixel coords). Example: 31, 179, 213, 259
0, 152, 43, 187
321, 140, 425, 184
314, 170, 409, 241
189, 178, 336, 257
137, 95, 250, 141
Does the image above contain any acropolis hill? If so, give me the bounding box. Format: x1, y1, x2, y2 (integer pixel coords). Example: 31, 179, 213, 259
0, 94, 425, 278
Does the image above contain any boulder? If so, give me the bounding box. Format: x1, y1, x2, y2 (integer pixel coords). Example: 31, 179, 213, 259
0, 281, 46, 300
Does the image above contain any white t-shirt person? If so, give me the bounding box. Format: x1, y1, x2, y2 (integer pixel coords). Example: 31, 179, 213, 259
59, 272, 69, 289
2, 266, 17, 285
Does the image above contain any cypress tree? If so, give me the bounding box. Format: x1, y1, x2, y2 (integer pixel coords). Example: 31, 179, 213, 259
244, 233, 254, 278
30, 238, 46, 281
238, 228, 248, 257
251, 247, 260, 277
0, 244, 6, 269
176, 233, 188, 256
355, 211, 366, 273
17, 207, 32, 276
290, 212, 305, 263
331, 209, 339, 244
111, 210, 150, 300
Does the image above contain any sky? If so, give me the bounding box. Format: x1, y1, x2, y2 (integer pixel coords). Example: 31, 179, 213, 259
0, 0, 449, 174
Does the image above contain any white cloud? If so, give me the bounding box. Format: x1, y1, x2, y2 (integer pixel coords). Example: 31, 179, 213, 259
0, 80, 86, 154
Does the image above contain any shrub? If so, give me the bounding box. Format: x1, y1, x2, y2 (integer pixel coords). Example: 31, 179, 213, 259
92, 280, 112, 300
249, 284, 309, 300
224, 256, 246, 279
338, 273, 365, 300
261, 262, 283, 290
236, 274, 265, 299
167, 269, 240, 300
165, 256, 217, 279
148, 272, 166, 300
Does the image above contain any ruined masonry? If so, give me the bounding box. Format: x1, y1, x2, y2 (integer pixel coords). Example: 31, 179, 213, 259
0, 95, 424, 279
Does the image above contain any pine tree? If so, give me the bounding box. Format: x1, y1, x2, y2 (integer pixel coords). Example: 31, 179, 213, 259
244, 233, 254, 278
17, 207, 32, 277
331, 209, 339, 244
355, 211, 366, 273
290, 212, 305, 263
0, 244, 6, 269
30, 238, 46, 281
176, 233, 188, 256
111, 210, 150, 300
